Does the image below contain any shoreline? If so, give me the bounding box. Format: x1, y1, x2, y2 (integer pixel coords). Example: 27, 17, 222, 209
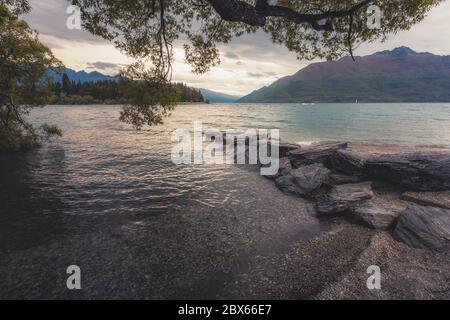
46, 102, 209, 106
0, 136, 449, 299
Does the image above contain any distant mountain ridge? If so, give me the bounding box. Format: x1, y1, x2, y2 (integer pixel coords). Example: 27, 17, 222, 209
50, 68, 117, 83
239, 47, 450, 103
199, 88, 240, 103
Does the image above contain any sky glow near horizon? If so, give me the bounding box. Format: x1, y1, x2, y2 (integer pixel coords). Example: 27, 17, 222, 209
22, 0, 450, 96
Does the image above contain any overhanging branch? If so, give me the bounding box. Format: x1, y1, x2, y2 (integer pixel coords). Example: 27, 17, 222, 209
206, 0, 374, 31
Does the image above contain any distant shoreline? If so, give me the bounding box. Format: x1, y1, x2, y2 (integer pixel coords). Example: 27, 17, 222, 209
46, 101, 450, 106
47, 101, 209, 106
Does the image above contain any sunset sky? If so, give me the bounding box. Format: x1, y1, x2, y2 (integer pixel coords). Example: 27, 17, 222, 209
23, 0, 450, 96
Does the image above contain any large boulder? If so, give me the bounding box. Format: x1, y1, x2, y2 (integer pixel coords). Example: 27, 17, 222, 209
328, 149, 367, 175
393, 206, 450, 252
288, 142, 348, 167
275, 163, 330, 197
317, 182, 374, 214
264, 157, 292, 180
365, 153, 450, 191
401, 191, 450, 210
350, 200, 405, 230
326, 173, 365, 186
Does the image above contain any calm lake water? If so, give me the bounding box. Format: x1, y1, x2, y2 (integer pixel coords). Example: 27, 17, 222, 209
2, 102, 450, 224
32, 103, 450, 147
0, 103, 449, 298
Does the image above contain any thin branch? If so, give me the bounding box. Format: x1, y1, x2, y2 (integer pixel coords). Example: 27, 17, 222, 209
0, 92, 32, 131
348, 13, 355, 61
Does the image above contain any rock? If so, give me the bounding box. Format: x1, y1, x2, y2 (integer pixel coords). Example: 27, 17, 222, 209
350, 200, 405, 230
326, 173, 365, 186
365, 153, 450, 191
329, 149, 367, 175
393, 206, 450, 252
279, 157, 293, 174
275, 175, 298, 195
279, 143, 301, 157
317, 182, 374, 214
275, 163, 330, 196
291, 164, 331, 195
265, 157, 292, 180
400, 191, 450, 209
288, 142, 348, 167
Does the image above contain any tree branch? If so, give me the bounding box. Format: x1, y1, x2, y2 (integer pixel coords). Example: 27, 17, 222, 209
0, 92, 31, 131
207, 0, 266, 26
206, 0, 374, 31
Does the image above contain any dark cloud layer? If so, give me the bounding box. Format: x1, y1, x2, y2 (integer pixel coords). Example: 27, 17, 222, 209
86, 61, 125, 71
247, 71, 278, 78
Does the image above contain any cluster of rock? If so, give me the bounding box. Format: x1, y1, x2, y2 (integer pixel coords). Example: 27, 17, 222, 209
267, 142, 450, 252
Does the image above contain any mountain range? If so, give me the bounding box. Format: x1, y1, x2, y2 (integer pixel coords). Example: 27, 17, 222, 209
199, 89, 240, 103
50, 68, 117, 83
52, 47, 450, 104
238, 47, 450, 103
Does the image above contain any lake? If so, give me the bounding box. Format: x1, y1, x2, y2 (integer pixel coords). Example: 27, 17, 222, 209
0, 103, 449, 299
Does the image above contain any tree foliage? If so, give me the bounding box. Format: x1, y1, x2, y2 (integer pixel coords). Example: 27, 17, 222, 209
50, 75, 204, 105
0, 0, 29, 15
117, 62, 178, 129
70, 0, 442, 72
0, 3, 62, 150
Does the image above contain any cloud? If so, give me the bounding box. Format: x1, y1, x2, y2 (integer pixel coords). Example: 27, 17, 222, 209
22, 0, 450, 96
247, 72, 264, 78
247, 71, 279, 78
354, 1, 450, 56
23, 0, 105, 44
86, 61, 125, 73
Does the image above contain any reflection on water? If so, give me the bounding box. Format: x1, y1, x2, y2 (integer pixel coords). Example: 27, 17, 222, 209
171, 103, 450, 147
